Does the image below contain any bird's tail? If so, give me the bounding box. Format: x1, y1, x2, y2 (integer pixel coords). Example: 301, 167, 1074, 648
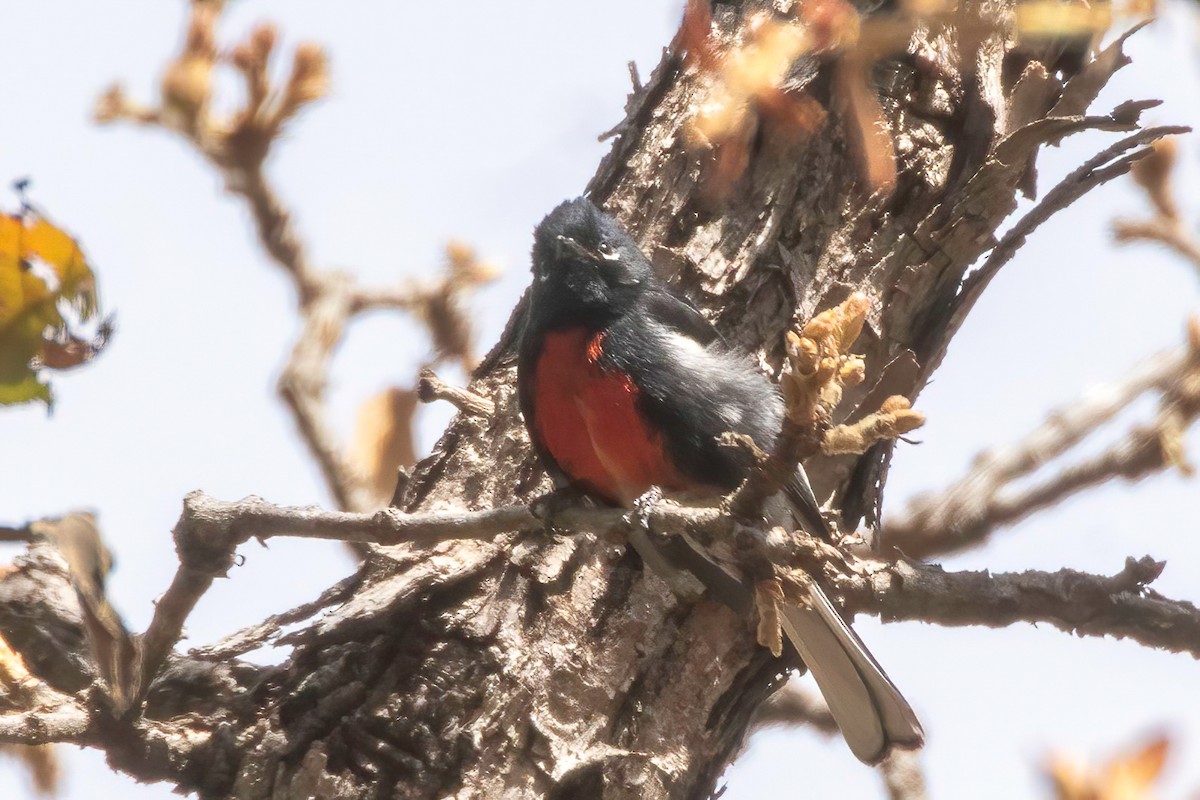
780, 582, 923, 764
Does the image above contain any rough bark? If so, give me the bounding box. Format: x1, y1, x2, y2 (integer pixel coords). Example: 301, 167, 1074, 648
0, 3, 1179, 799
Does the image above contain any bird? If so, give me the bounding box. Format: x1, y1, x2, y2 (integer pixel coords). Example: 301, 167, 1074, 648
516, 196, 923, 764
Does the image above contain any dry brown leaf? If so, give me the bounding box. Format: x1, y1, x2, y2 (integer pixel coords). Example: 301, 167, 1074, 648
347, 387, 419, 505
0, 744, 59, 797
417, 242, 500, 371
1015, 0, 1114, 38
834, 55, 898, 194
1047, 733, 1171, 800
754, 579, 786, 657
1129, 137, 1178, 221
39, 318, 114, 371
796, 0, 862, 53
679, 0, 720, 71
159, 2, 217, 130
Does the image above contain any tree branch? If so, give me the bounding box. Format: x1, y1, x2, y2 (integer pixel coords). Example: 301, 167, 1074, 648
847, 556, 1200, 658
119, 489, 1200, 697
1113, 216, 1200, 274
0, 703, 90, 747
750, 684, 839, 737
878, 750, 928, 800
417, 368, 496, 417
949, 124, 1190, 347
883, 319, 1200, 558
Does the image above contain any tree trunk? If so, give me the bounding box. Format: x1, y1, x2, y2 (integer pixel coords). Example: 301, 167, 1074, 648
61, 3, 1159, 798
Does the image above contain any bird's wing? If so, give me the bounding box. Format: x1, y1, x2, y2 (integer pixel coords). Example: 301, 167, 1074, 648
643, 288, 723, 347
784, 464, 836, 541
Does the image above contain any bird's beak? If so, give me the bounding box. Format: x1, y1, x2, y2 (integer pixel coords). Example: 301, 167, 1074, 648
555, 234, 597, 261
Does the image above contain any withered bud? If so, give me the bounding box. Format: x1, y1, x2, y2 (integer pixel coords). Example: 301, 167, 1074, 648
230, 42, 257, 72
250, 23, 278, 61
839, 355, 866, 386
821, 395, 924, 455
183, 3, 218, 60
797, 291, 870, 355
1130, 137, 1179, 221
286, 43, 330, 106
835, 292, 870, 351
161, 37, 215, 127
1158, 417, 1193, 477
94, 84, 129, 124
445, 241, 501, 286
787, 330, 821, 375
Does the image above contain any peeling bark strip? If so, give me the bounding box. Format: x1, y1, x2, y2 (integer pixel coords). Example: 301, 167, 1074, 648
0, 3, 1183, 799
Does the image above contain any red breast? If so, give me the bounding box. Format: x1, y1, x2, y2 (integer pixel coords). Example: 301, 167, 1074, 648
532, 328, 690, 505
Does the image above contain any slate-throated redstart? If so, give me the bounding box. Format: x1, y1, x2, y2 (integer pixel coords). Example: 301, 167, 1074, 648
517, 197, 922, 764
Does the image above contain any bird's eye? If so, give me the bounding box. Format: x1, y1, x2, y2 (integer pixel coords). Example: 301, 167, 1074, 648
595, 240, 620, 261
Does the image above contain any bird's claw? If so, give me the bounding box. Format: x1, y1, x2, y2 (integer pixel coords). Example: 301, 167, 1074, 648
628, 486, 664, 533
529, 486, 588, 526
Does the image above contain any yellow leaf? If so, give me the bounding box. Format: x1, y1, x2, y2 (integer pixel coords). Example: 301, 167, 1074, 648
0, 207, 106, 407
1016, 0, 1113, 37
26, 218, 95, 315
1046, 733, 1171, 800
1103, 735, 1169, 800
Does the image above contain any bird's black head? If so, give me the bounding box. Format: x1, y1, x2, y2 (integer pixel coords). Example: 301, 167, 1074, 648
530, 197, 654, 326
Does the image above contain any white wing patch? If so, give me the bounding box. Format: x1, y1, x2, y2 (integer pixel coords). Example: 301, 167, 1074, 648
661, 331, 747, 427
663, 331, 709, 361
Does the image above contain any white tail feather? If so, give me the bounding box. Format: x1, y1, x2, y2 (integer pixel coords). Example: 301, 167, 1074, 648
780, 584, 923, 763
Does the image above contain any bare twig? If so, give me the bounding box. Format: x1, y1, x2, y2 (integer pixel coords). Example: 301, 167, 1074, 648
851, 555, 1200, 657
1112, 134, 1200, 277
0, 525, 32, 544
188, 572, 363, 660
417, 368, 495, 417
884, 321, 1200, 558
952, 125, 1190, 342
1113, 217, 1200, 276
134, 492, 536, 701
879, 750, 928, 800
275, 273, 365, 511
0, 703, 90, 747
750, 683, 839, 737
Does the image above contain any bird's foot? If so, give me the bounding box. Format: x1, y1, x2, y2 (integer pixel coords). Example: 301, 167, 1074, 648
628, 486, 665, 533
529, 485, 589, 525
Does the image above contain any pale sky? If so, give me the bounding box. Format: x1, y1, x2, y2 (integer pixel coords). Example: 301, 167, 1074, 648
2, 2, 1199, 798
